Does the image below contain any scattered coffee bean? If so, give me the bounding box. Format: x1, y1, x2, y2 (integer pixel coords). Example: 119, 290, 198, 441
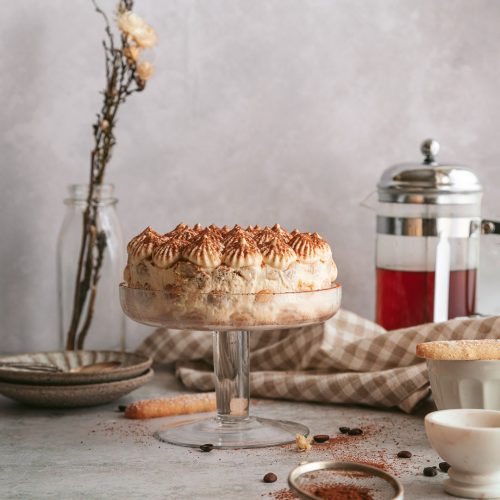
339, 426, 350, 434
397, 450, 412, 458
348, 428, 363, 436
200, 443, 214, 452
313, 434, 330, 443
263, 472, 277, 483
117, 405, 127, 412
423, 466, 438, 477
439, 462, 450, 473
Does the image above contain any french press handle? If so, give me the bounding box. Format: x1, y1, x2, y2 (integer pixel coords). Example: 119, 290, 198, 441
476, 219, 500, 316
482, 220, 500, 235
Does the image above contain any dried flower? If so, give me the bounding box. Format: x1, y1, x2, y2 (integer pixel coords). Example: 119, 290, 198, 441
124, 45, 140, 62
137, 60, 155, 81
295, 434, 313, 452
65, 0, 157, 351
117, 11, 157, 49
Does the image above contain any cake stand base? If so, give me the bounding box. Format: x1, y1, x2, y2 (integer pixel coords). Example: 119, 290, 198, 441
155, 415, 309, 449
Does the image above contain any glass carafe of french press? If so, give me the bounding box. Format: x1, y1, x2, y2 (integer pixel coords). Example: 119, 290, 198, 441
374, 139, 499, 330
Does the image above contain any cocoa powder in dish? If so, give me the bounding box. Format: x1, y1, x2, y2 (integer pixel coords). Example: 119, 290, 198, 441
309, 483, 374, 500
268, 483, 375, 500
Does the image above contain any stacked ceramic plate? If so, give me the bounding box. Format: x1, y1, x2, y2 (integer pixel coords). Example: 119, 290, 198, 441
0, 351, 153, 408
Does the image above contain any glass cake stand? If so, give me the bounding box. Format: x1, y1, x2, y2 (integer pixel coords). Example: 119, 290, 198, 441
119, 283, 341, 449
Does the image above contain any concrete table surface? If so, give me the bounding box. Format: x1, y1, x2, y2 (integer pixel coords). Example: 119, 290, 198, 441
0, 366, 449, 499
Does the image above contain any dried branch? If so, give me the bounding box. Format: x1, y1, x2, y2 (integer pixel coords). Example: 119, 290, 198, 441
65, 0, 155, 350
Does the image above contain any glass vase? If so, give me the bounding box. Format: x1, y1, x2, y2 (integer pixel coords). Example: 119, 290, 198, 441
57, 184, 126, 351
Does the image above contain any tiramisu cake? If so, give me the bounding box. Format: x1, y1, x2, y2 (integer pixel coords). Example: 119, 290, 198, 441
122, 224, 339, 328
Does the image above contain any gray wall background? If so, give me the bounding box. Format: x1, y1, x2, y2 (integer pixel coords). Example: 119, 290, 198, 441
2, 0, 500, 353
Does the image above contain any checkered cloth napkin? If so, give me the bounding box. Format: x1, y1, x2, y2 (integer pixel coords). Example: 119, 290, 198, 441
136, 311, 500, 413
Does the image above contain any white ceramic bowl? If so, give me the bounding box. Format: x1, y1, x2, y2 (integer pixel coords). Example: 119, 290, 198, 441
425, 409, 500, 498
427, 359, 500, 410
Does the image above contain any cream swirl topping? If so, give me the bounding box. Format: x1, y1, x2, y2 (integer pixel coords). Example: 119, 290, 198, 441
245, 224, 261, 234
271, 223, 291, 242
127, 226, 162, 263
206, 224, 225, 242
152, 237, 190, 268
289, 233, 322, 263
222, 237, 262, 268
193, 226, 225, 244
310, 232, 333, 260
127, 223, 335, 273
253, 226, 287, 248
165, 223, 198, 241
261, 238, 297, 270
223, 225, 252, 246
225, 224, 243, 235
182, 233, 222, 268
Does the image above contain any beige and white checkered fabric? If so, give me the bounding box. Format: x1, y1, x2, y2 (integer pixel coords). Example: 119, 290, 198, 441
137, 310, 500, 413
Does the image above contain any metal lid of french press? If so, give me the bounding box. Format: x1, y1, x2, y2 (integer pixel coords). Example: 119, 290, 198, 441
377, 139, 482, 204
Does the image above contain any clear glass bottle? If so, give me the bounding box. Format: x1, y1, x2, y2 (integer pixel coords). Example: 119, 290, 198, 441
57, 184, 126, 351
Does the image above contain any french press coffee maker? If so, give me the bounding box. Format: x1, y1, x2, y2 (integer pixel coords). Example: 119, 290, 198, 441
372, 139, 500, 330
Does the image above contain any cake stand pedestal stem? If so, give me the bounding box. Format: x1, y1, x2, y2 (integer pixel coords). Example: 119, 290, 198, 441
213, 330, 250, 421
154, 328, 307, 447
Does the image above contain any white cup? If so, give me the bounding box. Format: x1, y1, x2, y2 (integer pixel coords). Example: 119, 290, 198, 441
425, 409, 500, 498
427, 359, 500, 410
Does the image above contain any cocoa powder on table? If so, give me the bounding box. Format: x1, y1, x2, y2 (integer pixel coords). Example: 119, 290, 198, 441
264, 422, 420, 499
267, 489, 297, 499
276, 423, 417, 477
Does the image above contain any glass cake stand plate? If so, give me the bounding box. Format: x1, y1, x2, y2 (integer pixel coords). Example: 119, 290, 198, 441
119, 283, 342, 449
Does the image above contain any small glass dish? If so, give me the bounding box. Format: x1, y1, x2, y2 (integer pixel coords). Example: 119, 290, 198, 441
119, 283, 341, 331
119, 283, 341, 448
